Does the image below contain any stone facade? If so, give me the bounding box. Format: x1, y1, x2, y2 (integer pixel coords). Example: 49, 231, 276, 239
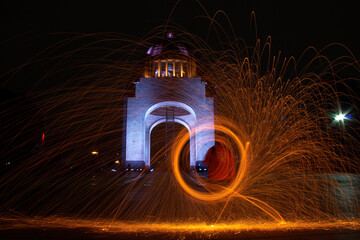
125, 77, 214, 168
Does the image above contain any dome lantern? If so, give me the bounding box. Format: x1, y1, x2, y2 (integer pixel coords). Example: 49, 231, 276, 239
144, 33, 196, 78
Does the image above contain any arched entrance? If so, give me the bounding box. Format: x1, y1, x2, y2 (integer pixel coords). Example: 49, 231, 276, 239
144, 102, 197, 167
150, 122, 190, 171
125, 79, 215, 168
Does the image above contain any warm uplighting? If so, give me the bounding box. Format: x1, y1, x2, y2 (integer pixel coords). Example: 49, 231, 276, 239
152, 59, 189, 77
115, 160, 120, 164
91, 151, 98, 155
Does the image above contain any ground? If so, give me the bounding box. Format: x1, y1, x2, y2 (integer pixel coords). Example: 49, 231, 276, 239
1, 226, 360, 240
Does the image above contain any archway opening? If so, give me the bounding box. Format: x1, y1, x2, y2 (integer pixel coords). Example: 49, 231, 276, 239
150, 122, 190, 171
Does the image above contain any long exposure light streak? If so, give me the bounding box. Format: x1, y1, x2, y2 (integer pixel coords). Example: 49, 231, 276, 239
0, 216, 359, 233
0, 10, 360, 235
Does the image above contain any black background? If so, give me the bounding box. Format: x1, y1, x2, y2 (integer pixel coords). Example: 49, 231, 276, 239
1, 0, 360, 94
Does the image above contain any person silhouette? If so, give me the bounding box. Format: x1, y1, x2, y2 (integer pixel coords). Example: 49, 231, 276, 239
203, 142, 235, 184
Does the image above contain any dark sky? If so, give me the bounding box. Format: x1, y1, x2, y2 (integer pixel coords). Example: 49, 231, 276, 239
1, 0, 359, 94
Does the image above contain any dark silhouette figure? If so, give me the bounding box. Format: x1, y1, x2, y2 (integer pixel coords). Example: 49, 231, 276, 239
203, 142, 235, 183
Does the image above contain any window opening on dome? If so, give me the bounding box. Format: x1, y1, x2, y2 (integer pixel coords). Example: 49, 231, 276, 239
161, 61, 166, 77
175, 61, 181, 77
154, 61, 159, 77
168, 60, 174, 77
180, 60, 184, 77
183, 62, 187, 77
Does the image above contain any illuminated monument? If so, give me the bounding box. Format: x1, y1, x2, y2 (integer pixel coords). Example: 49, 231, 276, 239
125, 33, 215, 168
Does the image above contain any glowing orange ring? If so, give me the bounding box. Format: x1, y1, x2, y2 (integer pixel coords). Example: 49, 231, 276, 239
171, 124, 249, 201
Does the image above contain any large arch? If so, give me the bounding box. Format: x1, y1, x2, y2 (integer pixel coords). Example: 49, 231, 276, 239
144, 101, 197, 120
148, 118, 195, 168
125, 77, 215, 168
144, 101, 197, 167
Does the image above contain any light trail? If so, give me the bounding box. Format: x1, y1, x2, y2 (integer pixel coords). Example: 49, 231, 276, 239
0, 8, 360, 227
0, 216, 359, 233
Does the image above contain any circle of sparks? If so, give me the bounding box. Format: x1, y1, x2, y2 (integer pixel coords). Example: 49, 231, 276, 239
171, 123, 250, 201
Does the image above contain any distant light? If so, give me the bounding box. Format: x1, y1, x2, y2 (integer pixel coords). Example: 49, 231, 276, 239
146, 46, 153, 55
335, 114, 346, 121
91, 151, 98, 155
126, 168, 129, 171
204, 168, 207, 171
199, 168, 202, 171
167, 32, 174, 38
140, 168, 142, 171
211, 225, 214, 228
115, 160, 120, 164
150, 168, 154, 172
111, 169, 117, 172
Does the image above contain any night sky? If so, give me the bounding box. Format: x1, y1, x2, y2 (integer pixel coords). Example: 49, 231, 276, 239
1, 0, 360, 94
